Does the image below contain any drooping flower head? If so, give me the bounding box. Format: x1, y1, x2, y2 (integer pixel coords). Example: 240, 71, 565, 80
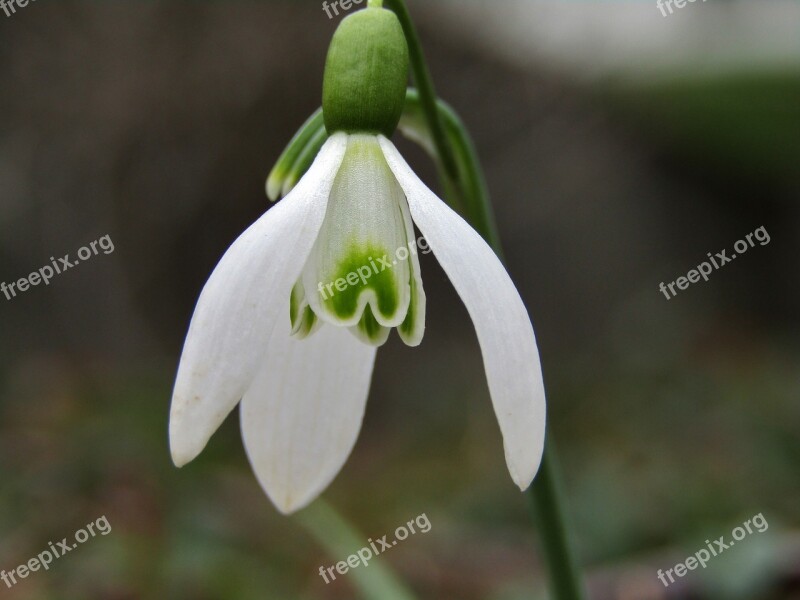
169, 5, 546, 514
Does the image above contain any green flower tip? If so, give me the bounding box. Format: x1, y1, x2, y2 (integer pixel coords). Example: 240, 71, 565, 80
322, 7, 409, 137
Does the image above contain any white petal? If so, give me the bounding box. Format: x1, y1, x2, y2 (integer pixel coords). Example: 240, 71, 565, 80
241, 313, 377, 514
169, 133, 348, 468
380, 136, 546, 490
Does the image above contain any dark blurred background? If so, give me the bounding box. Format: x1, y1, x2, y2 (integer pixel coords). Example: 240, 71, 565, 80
0, 1, 798, 599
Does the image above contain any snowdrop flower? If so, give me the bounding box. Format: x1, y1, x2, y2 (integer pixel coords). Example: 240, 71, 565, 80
169, 5, 546, 514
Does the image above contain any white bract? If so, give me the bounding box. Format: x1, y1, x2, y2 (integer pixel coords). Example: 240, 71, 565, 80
169, 132, 547, 514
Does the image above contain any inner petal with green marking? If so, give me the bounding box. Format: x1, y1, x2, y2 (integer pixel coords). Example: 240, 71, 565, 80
289, 280, 321, 340
324, 242, 399, 319
293, 134, 426, 347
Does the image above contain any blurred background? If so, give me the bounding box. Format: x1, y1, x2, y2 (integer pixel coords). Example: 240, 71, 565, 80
0, 1, 798, 598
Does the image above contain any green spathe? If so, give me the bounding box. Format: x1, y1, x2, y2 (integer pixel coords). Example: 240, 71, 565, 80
322, 7, 409, 137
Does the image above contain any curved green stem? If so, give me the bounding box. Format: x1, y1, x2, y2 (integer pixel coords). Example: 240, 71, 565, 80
441, 121, 586, 598
529, 440, 586, 600
386, 5, 586, 598
384, 0, 458, 179
435, 109, 586, 600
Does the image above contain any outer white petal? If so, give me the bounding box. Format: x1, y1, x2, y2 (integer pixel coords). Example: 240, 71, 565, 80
169, 133, 348, 468
379, 136, 546, 490
241, 313, 377, 514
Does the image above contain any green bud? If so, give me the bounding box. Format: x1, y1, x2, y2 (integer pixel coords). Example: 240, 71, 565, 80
322, 7, 409, 137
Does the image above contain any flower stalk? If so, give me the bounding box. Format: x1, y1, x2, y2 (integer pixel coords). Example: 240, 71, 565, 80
383, 0, 458, 179
384, 1, 586, 598
529, 440, 586, 600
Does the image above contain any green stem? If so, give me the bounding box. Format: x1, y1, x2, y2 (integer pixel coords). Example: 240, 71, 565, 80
455, 151, 586, 598
446, 120, 586, 600
384, 0, 458, 179
387, 5, 586, 599
460, 190, 587, 600
529, 440, 586, 600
